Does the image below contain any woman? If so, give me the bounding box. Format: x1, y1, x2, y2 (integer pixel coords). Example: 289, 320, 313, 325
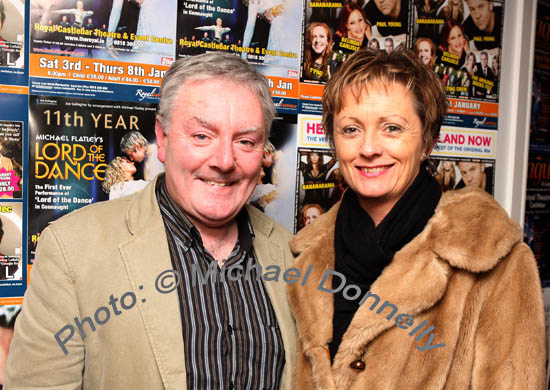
460, 51, 476, 92
287, 49, 545, 389
368, 38, 379, 50
434, 160, 456, 191
102, 156, 147, 200
414, 0, 444, 42
492, 53, 500, 79
303, 22, 333, 82
437, 19, 468, 69
334, 3, 371, 55
413, 37, 435, 68
299, 150, 335, 210
437, 0, 464, 23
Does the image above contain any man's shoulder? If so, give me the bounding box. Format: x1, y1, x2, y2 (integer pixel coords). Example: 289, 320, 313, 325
246, 205, 292, 242
48, 193, 136, 235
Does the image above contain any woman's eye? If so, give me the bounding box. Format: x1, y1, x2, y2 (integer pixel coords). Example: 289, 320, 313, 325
385, 125, 402, 133
342, 127, 358, 135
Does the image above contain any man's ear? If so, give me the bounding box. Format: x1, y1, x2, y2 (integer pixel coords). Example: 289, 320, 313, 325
155, 117, 167, 163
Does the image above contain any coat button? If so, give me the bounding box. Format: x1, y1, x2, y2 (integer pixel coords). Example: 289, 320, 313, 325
350, 360, 365, 371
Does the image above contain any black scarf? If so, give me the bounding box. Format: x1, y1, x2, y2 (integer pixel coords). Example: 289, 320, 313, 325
329, 169, 442, 359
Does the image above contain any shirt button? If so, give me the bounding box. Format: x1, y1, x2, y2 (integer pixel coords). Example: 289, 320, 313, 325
227, 324, 233, 334
229, 383, 234, 389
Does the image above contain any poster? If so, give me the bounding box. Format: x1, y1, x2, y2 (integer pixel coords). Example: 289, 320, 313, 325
28, 95, 161, 262
248, 114, 297, 231
431, 126, 496, 159
428, 156, 494, 195
524, 145, 550, 285
0, 202, 23, 286
411, 0, 503, 129
29, 0, 176, 99
0, 0, 24, 68
0, 120, 23, 199
176, 0, 302, 67
30, 0, 176, 65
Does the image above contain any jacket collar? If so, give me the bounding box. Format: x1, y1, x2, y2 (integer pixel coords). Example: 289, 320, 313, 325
287, 187, 522, 387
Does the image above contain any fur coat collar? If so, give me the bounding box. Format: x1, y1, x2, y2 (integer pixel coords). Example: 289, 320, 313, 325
287, 187, 545, 389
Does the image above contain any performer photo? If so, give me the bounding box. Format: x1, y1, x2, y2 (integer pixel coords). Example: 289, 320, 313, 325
287, 48, 545, 389
463, 0, 502, 50
102, 156, 148, 200
120, 130, 164, 181
303, 22, 333, 82
195, 17, 231, 43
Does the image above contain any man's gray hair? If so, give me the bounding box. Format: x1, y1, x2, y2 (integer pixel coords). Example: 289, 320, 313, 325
120, 131, 148, 153
157, 52, 276, 137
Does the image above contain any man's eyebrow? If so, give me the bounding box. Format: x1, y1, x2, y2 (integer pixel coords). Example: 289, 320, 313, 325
193, 115, 217, 130
192, 116, 262, 134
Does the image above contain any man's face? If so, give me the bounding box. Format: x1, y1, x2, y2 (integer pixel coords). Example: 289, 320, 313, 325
126, 144, 146, 162
384, 39, 394, 53
466, 0, 494, 32
156, 79, 265, 229
481, 53, 488, 68
458, 162, 485, 189
374, 0, 398, 16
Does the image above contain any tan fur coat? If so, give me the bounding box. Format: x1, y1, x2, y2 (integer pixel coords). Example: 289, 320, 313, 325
287, 188, 546, 389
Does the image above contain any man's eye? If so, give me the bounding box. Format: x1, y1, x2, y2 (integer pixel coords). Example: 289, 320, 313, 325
194, 134, 208, 141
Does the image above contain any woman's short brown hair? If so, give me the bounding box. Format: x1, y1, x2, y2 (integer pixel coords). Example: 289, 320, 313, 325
322, 48, 447, 152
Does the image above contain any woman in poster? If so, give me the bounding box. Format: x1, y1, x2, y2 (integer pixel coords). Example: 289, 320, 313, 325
102, 156, 147, 200
437, 0, 464, 23
303, 22, 332, 82
333, 3, 371, 56
414, 0, 444, 43
434, 160, 457, 191
413, 37, 436, 67
460, 51, 476, 93
287, 48, 545, 388
299, 150, 335, 210
436, 19, 468, 70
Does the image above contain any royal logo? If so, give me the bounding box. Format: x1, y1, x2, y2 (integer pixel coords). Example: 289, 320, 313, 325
135, 88, 160, 101
473, 117, 487, 128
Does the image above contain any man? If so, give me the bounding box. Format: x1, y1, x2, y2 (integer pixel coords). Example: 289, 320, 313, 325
5, 53, 296, 389
455, 161, 493, 194
384, 37, 394, 54
120, 130, 164, 181
363, 0, 407, 37
463, 0, 502, 50
473, 51, 495, 98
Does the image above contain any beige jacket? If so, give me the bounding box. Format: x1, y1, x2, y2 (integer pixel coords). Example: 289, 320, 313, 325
287, 188, 546, 389
6, 178, 296, 389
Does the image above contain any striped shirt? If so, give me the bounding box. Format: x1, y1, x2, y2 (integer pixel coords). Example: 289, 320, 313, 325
156, 178, 285, 389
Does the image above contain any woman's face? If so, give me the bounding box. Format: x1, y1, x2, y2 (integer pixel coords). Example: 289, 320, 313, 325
369, 39, 379, 50
346, 10, 367, 41
333, 83, 426, 212
492, 56, 499, 70
442, 161, 452, 170
121, 159, 136, 175
418, 41, 432, 66
311, 26, 329, 55
310, 152, 320, 164
467, 54, 475, 67
448, 26, 464, 55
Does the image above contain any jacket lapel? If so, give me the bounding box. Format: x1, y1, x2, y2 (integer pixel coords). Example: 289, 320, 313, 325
246, 205, 296, 389
118, 179, 186, 390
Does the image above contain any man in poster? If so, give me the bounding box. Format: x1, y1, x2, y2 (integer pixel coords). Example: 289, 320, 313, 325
473, 51, 495, 98
363, 0, 408, 37
6, 53, 296, 389
463, 0, 502, 50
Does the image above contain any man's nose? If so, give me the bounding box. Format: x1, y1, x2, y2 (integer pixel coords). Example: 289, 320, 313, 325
210, 138, 236, 172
